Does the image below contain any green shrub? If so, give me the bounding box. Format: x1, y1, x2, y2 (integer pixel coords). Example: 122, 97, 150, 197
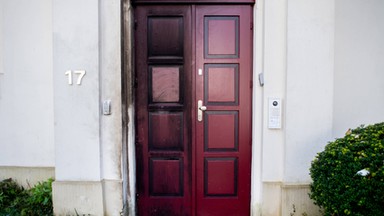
0, 178, 53, 216
0, 178, 29, 215
309, 122, 384, 216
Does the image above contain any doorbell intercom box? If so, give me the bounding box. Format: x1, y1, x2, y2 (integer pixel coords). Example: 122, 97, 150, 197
268, 98, 282, 129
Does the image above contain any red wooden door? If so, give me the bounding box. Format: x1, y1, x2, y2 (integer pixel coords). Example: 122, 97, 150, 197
135, 4, 252, 216
194, 5, 252, 216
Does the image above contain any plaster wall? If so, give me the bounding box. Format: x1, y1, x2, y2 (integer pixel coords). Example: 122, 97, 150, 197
281, 184, 321, 216
53, 0, 101, 181
258, 0, 334, 215
0, 167, 54, 188
250, 0, 265, 214
333, 0, 384, 138
99, 0, 123, 184
99, 0, 125, 214
284, 0, 335, 183
52, 0, 124, 214
52, 181, 104, 215
261, 0, 287, 183
258, 0, 335, 189
0, 0, 54, 167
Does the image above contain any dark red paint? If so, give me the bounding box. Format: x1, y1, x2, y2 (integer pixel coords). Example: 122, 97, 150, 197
135, 4, 252, 216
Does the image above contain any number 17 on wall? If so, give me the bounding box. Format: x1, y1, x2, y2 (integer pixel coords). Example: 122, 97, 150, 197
65, 70, 86, 85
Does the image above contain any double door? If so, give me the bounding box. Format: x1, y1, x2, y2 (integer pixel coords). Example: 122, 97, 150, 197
135, 4, 253, 215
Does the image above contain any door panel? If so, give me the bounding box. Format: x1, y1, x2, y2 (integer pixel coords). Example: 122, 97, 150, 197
135, 4, 252, 216
205, 64, 239, 105
135, 5, 192, 216
204, 16, 239, 58
195, 5, 252, 216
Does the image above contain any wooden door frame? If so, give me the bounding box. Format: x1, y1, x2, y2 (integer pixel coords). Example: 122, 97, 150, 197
121, 1, 260, 215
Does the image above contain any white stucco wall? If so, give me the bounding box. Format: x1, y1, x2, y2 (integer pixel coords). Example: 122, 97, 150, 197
284, 0, 335, 183
255, 1, 335, 215
52, 0, 123, 214
0, 0, 54, 167
261, 0, 287, 183
99, 0, 122, 182
251, 1, 265, 213
52, 0, 123, 182
52, 0, 102, 181
333, 0, 384, 138
259, 0, 335, 184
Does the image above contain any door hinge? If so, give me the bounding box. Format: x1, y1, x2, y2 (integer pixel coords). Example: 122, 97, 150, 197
250, 22, 253, 30
250, 80, 253, 88
134, 20, 138, 30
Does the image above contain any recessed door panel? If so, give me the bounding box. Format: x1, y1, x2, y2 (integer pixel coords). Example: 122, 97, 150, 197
204, 157, 238, 196
204, 111, 238, 151
150, 158, 183, 196
204, 64, 239, 105
148, 16, 184, 59
149, 112, 183, 150
150, 66, 182, 103
204, 16, 239, 58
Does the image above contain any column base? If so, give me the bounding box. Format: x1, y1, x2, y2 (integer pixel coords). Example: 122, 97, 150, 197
53, 181, 104, 215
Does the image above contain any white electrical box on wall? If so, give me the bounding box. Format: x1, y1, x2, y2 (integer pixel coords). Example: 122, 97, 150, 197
268, 98, 282, 129
103, 100, 112, 115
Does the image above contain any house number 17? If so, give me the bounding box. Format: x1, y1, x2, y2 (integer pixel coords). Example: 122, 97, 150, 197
65, 70, 86, 85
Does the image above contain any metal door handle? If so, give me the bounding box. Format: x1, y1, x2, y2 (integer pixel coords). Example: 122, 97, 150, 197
198, 100, 206, 122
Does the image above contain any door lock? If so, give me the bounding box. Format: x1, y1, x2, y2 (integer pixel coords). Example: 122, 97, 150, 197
198, 100, 206, 122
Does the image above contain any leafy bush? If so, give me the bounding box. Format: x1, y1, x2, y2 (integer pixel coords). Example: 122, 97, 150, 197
309, 122, 384, 216
0, 178, 53, 216
0, 178, 28, 215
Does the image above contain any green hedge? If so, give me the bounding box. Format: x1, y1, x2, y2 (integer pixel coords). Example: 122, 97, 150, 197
0, 178, 53, 216
309, 122, 384, 216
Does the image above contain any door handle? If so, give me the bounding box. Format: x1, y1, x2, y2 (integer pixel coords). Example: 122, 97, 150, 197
198, 100, 206, 122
